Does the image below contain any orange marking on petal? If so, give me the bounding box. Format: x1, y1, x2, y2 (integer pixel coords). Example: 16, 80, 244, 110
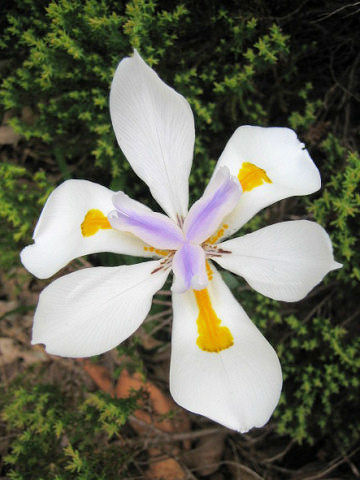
194, 287, 233, 353
81, 209, 111, 237
154, 248, 169, 256
143, 246, 169, 256
207, 223, 229, 245
205, 261, 213, 281
238, 162, 272, 192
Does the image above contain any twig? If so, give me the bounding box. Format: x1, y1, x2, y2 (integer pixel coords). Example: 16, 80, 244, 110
261, 439, 295, 463
301, 446, 360, 480
216, 460, 264, 480
147, 317, 171, 337
152, 299, 172, 306
313, 2, 360, 22
129, 415, 224, 443
156, 290, 171, 296
144, 308, 172, 323
340, 307, 360, 328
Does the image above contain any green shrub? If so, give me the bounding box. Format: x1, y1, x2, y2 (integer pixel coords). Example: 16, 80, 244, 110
1, 380, 140, 479
1, 0, 291, 197
0, 163, 52, 270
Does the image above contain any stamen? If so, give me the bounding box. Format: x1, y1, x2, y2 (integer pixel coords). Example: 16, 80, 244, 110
176, 213, 184, 229
238, 162, 272, 192
151, 253, 174, 274
194, 288, 234, 353
81, 209, 111, 237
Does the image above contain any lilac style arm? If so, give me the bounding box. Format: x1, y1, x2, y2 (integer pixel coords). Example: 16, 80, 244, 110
108, 192, 184, 250
183, 167, 242, 244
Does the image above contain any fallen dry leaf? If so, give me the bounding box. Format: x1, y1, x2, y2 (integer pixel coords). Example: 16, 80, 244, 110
0, 300, 17, 317
0, 337, 47, 366
116, 369, 188, 479
145, 457, 186, 480
81, 363, 189, 479
116, 369, 172, 433
80, 359, 114, 396
116, 369, 191, 435
184, 432, 226, 476
0, 125, 20, 145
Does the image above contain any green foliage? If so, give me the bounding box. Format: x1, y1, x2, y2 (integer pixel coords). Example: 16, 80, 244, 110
310, 136, 360, 283
1, 0, 293, 202
275, 313, 360, 446
0, 163, 52, 269
1, 381, 140, 479
288, 83, 323, 131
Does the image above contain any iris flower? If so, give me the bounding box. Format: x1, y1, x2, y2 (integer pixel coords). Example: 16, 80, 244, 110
21, 51, 340, 432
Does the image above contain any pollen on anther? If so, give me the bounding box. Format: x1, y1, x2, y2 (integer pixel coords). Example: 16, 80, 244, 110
143, 246, 169, 257
207, 224, 229, 245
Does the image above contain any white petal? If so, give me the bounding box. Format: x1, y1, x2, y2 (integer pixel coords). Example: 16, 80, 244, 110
20, 180, 152, 279
170, 265, 282, 432
32, 260, 169, 357
215, 221, 341, 302
214, 126, 321, 237
110, 50, 195, 221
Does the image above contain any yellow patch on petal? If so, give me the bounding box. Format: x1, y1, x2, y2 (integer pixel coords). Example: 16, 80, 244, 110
238, 162, 272, 192
143, 246, 169, 256
194, 288, 233, 353
207, 223, 229, 245
206, 261, 213, 281
81, 209, 111, 237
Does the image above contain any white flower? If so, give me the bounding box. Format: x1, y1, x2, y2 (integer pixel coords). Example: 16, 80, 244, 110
20, 50, 341, 432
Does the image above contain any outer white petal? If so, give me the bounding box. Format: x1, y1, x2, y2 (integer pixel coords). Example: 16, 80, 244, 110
215, 221, 342, 302
170, 266, 282, 432
214, 126, 321, 237
20, 180, 152, 279
110, 50, 195, 221
32, 260, 169, 357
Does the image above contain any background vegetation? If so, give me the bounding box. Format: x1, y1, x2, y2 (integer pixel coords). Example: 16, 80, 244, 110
0, 0, 359, 478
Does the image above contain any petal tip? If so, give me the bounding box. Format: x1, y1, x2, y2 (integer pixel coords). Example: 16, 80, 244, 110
20, 244, 51, 280
332, 261, 343, 271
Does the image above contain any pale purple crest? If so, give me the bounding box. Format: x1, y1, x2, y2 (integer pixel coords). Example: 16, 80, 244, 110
183, 167, 242, 244
172, 243, 208, 293
108, 192, 184, 250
